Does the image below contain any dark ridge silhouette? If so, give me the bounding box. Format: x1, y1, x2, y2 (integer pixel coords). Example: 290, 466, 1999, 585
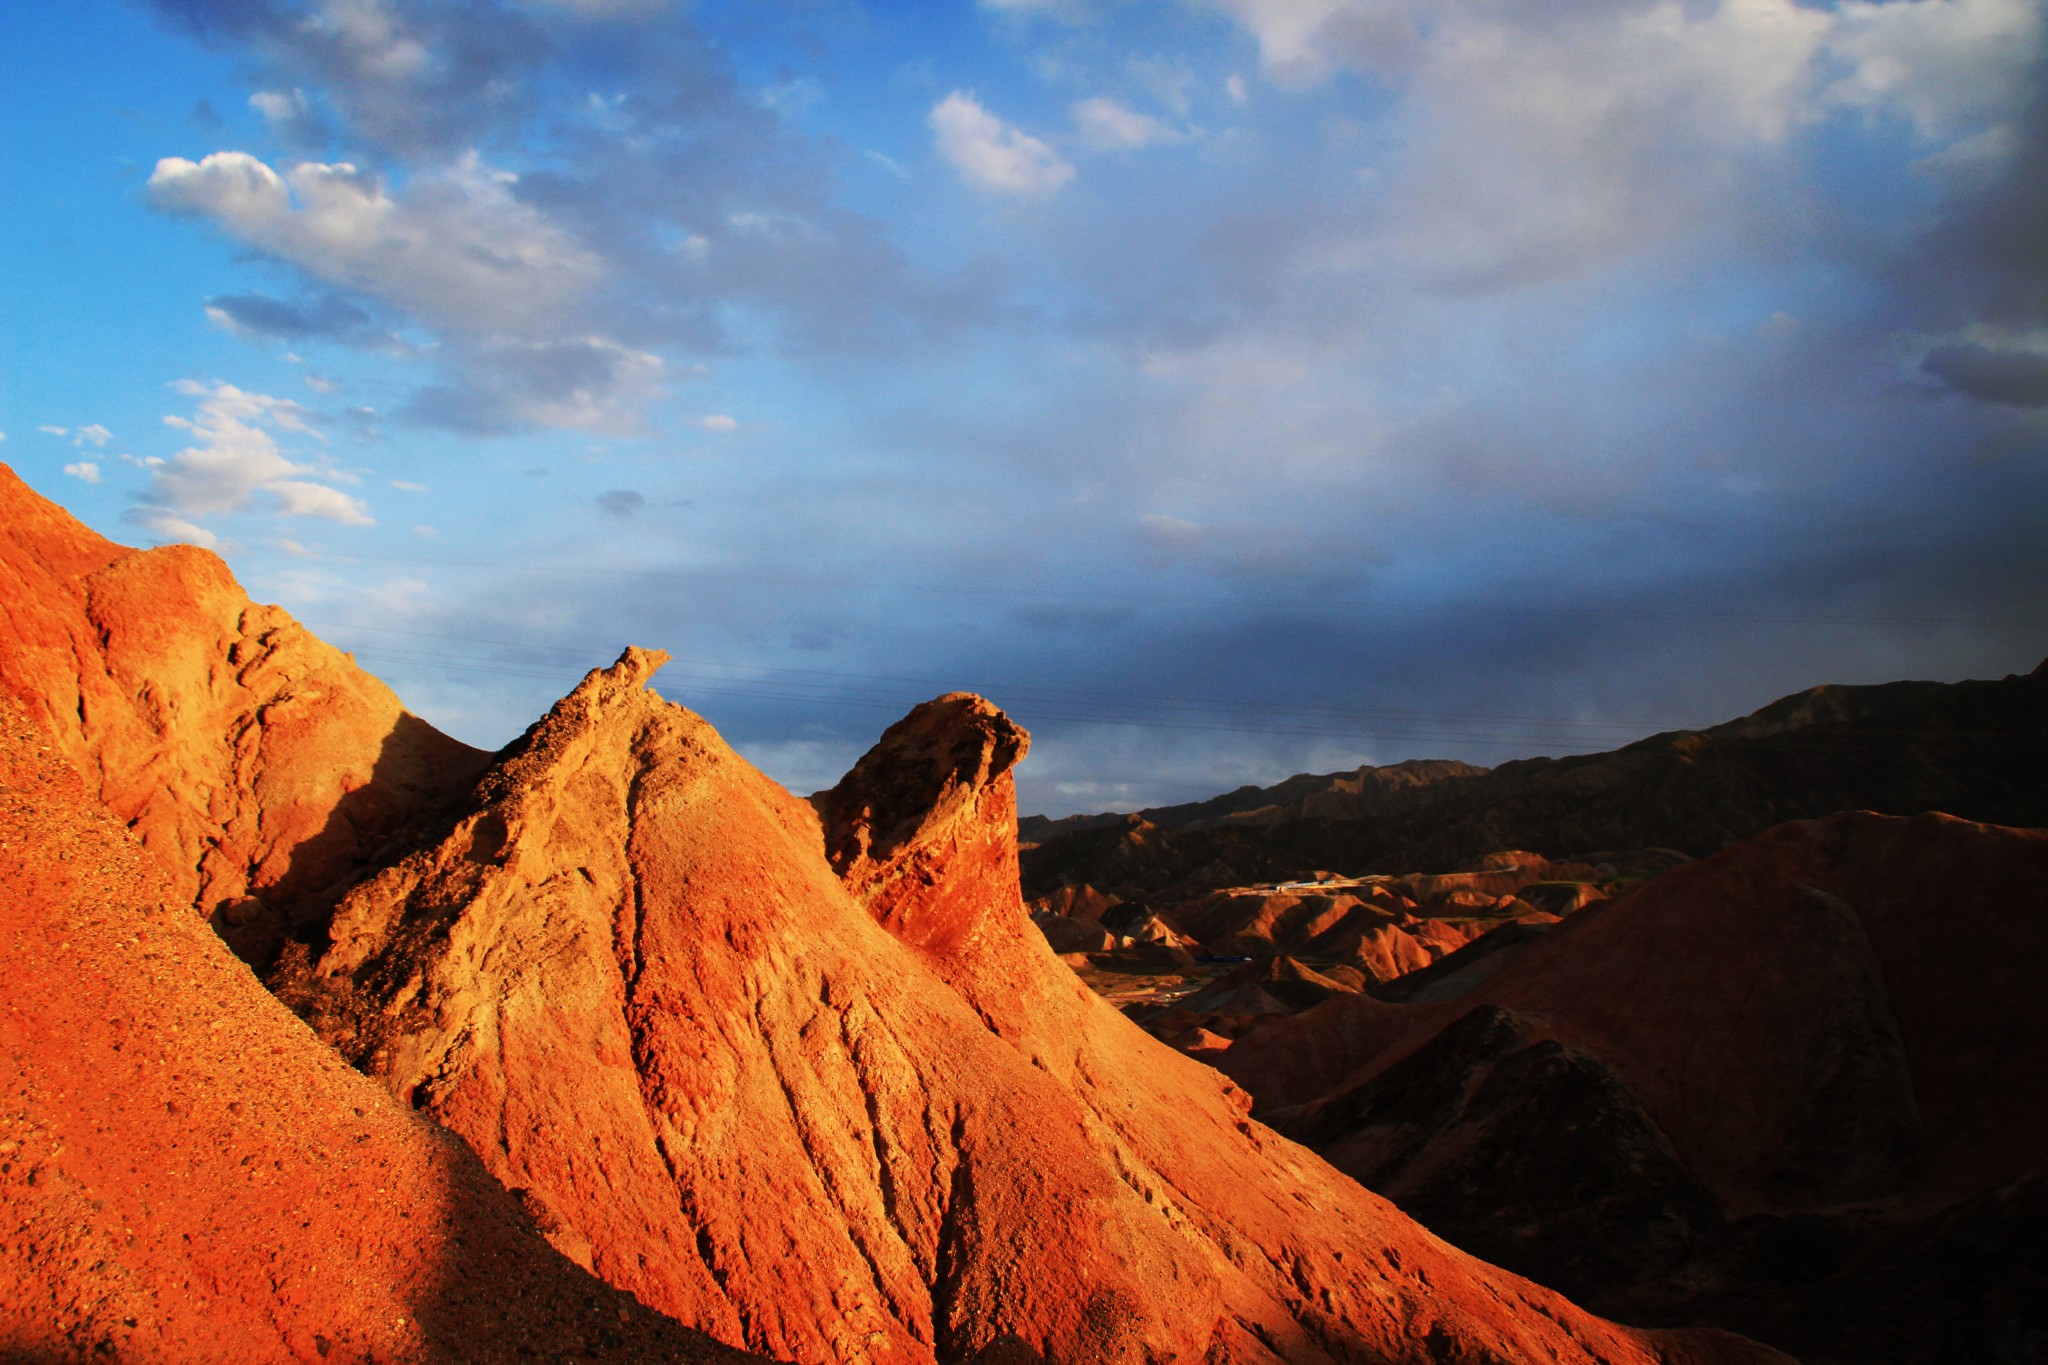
1023, 665, 2048, 903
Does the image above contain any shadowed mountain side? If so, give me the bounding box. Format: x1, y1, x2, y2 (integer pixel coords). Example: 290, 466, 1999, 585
1022, 666, 2048, 903
1217, 812, 2048, 1360
281, 650, 1787, 1365
0, 463, 488, 957
0, 698, 775, 1365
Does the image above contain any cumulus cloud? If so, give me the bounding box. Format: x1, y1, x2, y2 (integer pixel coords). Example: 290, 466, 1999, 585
930, 92, 1075, 195
130, 380, 372, 543
150, 151, 603, 336
63, 462, 102, 484
1200, 0, 1421, 84
141, 0, 1000, 434
1072, 96, 1181, 151
699, 413, 739, 431
1826, 0, 2043, 141
1187, 0, 2044, 292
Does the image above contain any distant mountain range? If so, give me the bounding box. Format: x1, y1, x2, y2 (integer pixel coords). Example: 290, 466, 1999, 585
1021, 663, 2048, 903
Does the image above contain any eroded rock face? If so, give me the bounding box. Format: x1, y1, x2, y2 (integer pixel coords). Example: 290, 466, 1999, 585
288, 653, 1783, 1365
0, 697, 770, 1365
812, 692, 1030, 962
0, 463, 486, 958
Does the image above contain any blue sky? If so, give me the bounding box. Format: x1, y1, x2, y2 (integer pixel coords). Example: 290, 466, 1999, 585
3, 0, 2045, 814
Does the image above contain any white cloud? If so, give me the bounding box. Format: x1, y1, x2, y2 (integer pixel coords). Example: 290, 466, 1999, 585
304, 374, 343, 394
1826, 0, 2043, 141
1072, 97, 1180, 151
130, 380, 372, 543
38, 423, 114, 450
390, 478, 429, 491
250, 88, 309, 123
147, 151, 603, 335
1187, 0, 2042, 292
699, 413, 739, 431
63, 462, 102, 484
929, 92, 1075, 196
1202, 0, 1420, 84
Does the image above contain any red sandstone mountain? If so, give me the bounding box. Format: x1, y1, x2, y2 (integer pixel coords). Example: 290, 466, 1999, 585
0, 694, 770, 1365
0, 463, 486, 963
0, 466, 1794, 1364
279, 651, 1779, 1365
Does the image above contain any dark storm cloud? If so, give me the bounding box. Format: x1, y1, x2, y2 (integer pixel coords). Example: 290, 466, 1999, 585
1923, 342, 2048, 408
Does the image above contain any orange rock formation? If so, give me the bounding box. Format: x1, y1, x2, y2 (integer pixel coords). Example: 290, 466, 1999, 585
286, 649, 1783, 1364
0, 695, 770, 1365
0, 463, 486, 961
0, 467, 1792, 1365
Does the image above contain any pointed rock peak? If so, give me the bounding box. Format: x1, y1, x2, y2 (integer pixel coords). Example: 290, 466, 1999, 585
602, 644, 672, 690
814, 692, 1029, 876
552, 645, 671, 717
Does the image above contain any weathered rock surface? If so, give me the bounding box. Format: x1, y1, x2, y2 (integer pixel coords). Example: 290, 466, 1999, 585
0, 463, 487, 960
284, 650, 1782, 1365
0, 696, 772, 1365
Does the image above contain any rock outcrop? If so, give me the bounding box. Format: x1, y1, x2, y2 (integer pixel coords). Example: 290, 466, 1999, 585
0, 463, 487, 961
0, 696, 770, 1365
284, 649, 1783, 1365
